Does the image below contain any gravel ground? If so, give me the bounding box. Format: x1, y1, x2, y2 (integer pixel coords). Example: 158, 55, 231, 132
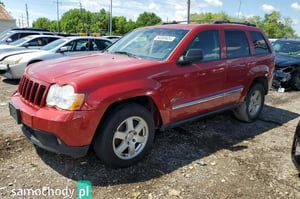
0, 76, 300, 199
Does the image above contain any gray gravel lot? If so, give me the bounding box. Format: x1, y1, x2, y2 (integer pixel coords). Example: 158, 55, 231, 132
0, 76, 300, 199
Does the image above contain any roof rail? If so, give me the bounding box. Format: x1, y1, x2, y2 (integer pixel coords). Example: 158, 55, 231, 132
213, 20, 256, 27
10, 27, 50, 31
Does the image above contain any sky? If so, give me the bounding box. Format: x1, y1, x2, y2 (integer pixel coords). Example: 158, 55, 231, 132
2, 0, 300, 35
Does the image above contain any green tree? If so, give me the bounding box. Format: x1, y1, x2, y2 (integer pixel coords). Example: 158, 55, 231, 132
136, 12, 161, 27
0, 1, 4, 6
190, 12, 232, 23
59, 8, 92, 33
32, 17, 52, 30
90, 8, 110, 34
260, 11, 296, 38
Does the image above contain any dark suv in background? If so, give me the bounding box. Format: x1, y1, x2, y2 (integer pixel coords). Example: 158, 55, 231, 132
0, 28, 56, 45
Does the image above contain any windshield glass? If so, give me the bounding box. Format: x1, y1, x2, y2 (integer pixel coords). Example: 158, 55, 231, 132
9, 37, 29, 46
0, 30, 11, 41
107, 27, 189, 61
272, 40, 300, 57
40, 38, 68, 50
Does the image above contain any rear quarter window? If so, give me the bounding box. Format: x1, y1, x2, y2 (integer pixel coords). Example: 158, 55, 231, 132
250, 31, 271, 55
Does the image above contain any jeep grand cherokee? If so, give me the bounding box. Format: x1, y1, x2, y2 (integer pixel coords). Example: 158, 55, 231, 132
9, 21, 275, 168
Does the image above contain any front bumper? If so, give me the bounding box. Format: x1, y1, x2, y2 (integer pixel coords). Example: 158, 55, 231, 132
272, 66, 294, 88
9, 93, 102, 158
21, 124, 89, 158
291, 121, 300, 172
0, 63, 26, 79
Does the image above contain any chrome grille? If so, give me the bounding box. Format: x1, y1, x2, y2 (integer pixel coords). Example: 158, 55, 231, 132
18, 76, 48, 107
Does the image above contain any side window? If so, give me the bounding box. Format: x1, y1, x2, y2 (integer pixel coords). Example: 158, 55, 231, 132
10, 33, 21, 41
185, 30, 220, 61
225, 30, 250, 58
94, 40, 112, 51
250, 31, 271, 54
64, 39, 88, 51
74, 39, 89, 51
28, 38, 46, 46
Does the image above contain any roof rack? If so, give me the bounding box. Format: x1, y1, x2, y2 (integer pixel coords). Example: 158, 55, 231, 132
213, 20, 256, 27
10, 27, 50, 32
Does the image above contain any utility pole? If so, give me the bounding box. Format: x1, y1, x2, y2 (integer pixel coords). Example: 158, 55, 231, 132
25, 3, 29, 27
109, 0, 112, 36
187, 0, 190, 24
56, 0, 60, 33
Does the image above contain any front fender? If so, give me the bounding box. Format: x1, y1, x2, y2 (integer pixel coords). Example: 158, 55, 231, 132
82, 78, 168, 126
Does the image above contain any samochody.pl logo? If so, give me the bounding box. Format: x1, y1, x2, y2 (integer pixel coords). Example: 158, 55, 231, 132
8, 180, 92, 198
10, 186, 75, 198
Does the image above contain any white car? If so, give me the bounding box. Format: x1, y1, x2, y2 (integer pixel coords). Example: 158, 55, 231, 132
0, 36, 112, 79
0, 34, 62, 55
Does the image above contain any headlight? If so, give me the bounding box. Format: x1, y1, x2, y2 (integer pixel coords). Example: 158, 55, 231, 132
46, 84, 85, 110
3, 57, 23, 65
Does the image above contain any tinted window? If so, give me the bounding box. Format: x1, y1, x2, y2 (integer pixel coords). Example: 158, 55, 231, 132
94, 39, 112, 51
225, 30, 250, 58
250, 31, 271, 54
185, 30, 220, 61
63, 39, 89, 51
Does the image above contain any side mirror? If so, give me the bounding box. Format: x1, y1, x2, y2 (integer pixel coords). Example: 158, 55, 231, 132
178, 49, 203, 66
6, 38, 12, 44
59, 46, 68, 53
23, 43, 30, 48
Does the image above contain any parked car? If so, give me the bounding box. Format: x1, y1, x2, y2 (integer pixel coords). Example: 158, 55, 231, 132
0, 34, 63, 54
272, 39, 300, 90
0, 27, 56, 45
9, 21, 275, 168
0, 36, 112, 79
291, 121, 300, 172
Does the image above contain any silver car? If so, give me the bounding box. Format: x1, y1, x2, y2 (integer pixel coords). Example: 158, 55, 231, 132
0, 34, 63, 55
0, 36, 112, 79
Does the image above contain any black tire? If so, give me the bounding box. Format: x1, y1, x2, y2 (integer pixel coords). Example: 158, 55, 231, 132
233, 83, 265, 122
93, 103, 155, 168
291, 69, 300, 90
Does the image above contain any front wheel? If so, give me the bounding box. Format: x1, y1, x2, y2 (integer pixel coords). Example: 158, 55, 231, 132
93, 103, 155, 168
233, 83, 265, 122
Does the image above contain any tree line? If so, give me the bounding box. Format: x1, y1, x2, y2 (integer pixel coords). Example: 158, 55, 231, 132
31, 8, 297, 38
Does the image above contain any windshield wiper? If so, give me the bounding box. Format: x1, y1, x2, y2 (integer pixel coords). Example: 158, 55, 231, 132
113, 51, 137, 58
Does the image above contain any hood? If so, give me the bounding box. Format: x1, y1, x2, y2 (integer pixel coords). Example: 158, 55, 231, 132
27, 53, 160, 84
0, 49, 41, 61
275, 54, 300, 68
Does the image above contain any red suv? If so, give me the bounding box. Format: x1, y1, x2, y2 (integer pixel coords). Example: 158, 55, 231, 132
9, 21, 275, 168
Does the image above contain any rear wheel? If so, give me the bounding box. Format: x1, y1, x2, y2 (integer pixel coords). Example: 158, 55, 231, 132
233, 83, 265, 122
93, 103, 155, 168
291, 69, 300, 90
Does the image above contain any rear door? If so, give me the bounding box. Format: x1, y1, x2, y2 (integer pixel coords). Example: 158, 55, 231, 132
222, 29, 252, 105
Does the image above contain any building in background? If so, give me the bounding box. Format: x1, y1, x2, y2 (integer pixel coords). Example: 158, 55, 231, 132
0, 5, 16, 33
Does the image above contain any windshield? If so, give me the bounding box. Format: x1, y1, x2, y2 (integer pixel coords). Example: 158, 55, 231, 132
0, 29, 11, 41
272, 40, 300, 57
107, 27, 189, 61
9, 37, 30, 46
40, 38, 68, 50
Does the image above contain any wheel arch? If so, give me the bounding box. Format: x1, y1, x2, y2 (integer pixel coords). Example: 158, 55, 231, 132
96, 96, 163, 132
251, 76, 269, 95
